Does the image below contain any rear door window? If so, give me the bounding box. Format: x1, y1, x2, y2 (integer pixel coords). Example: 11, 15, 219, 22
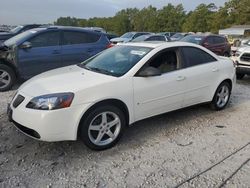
62, 31, 100, 45
28, 31, 60, 48
181, 47, 216, 67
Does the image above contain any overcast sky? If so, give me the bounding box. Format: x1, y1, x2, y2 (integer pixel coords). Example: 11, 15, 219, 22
0, 0, 228, 25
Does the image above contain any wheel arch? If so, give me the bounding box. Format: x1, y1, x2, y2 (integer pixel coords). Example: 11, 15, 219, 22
0, 60, 18, 77
77, 98, 130, 137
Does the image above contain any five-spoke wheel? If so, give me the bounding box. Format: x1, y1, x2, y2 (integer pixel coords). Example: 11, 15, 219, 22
211, 81, 231, 110
79, 105, 125, 150
0, 64, 16, 92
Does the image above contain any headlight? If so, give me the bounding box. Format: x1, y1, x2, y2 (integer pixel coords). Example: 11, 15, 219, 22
26, 92, 74, 110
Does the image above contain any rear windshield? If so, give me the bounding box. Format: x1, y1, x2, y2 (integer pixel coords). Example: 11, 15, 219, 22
181, 35, 204, 44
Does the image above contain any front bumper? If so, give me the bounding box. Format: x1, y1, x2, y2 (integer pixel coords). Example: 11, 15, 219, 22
8, 91, 92, 142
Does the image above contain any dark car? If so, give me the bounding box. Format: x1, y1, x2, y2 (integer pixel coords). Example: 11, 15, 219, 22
181, 34, 231, 56
0, 26, 110, 91
131, 34, 171, 42
0, 24, 41, 45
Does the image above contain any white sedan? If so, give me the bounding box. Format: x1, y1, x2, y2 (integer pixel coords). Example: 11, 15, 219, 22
7, 42, 236, 150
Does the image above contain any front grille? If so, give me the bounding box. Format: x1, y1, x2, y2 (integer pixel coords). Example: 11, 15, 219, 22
240, 53, 250, 62
13, 95, 25, 108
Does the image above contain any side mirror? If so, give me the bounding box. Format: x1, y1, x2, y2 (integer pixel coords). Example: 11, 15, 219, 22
203, 42, 209, 46
20, 41, 32, 49
137, 66, 162, 77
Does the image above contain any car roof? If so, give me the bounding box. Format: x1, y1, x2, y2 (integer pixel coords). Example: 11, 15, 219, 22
28, 26, 102, 34
118, 41, 202, 49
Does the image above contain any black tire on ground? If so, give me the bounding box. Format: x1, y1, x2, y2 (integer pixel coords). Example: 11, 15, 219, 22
236, 73, 245, 80
210, 81, 231, 111
224, 52, 230, 57
0, 64, 16, 92
79, 105, 126, 150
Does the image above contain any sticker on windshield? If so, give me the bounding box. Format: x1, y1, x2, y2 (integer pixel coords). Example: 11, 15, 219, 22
130, 50, 146, 56
30, 30, 37, 33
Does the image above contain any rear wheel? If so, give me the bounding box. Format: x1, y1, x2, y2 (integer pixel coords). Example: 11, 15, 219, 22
210, 82, 231, 111
0, 64, 16, 92
236, 73, 245, 80
79, 105, 126, 150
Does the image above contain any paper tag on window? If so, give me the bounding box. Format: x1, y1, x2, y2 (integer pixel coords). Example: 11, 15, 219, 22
130, 50, 146, 56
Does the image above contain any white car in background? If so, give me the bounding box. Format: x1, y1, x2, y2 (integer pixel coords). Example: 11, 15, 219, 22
232, 46, 250, 79
7, 42, 236, 150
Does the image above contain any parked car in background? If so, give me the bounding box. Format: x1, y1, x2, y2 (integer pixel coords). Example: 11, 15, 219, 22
0, 24, 41, 45
0, 26, 110, 91
170, 33, 190, 41
7, 42, 235, 150
131, 34, 171, 42
231, 46, 250, 79
157, 32, 176, 37
181, 34, 231, 56
83, 27, 107, 33
110, 32, 152, 44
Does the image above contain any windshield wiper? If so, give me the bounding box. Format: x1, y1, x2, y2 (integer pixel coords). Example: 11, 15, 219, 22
81, 65, 117, 76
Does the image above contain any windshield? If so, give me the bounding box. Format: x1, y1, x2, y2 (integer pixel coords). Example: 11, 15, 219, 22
79, 45, 152, 77
131, 35, 151, 42
181, 35, 203, 44
10, 25, 24, 34
4, 30, 34, 47
121, 32, 134, 39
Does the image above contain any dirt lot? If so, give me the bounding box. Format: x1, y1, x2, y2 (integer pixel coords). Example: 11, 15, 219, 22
0, 79, 250, 188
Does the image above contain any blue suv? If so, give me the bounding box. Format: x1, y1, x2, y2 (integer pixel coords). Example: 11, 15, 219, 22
0, 26, 110, 91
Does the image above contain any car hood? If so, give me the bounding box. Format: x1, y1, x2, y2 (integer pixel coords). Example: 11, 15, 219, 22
110, 37, 130, 43
19, 65, 117, 97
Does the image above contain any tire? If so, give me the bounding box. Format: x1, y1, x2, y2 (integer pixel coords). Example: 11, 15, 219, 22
224, 52, 230, 57
210, 81, 231, 111
0, 64, 16, 92
79, 105, 126, 150
236, 73, 245, 80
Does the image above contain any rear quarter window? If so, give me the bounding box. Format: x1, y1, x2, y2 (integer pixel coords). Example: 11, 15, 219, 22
181, 47, 217, 67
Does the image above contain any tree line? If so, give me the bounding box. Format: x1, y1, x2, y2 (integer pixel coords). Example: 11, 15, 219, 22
54, 0, 250, 35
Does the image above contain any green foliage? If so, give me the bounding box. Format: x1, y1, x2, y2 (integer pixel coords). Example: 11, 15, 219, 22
54, 0, 250, 35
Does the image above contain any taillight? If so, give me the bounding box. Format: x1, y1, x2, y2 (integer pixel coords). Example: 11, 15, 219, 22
106, 43, 114, 48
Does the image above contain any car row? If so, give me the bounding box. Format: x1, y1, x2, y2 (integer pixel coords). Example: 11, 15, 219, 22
7, 41, 236, 150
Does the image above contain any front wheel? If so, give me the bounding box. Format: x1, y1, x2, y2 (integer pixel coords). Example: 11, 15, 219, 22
79, 105, 126, 150
0, 64, 16, 92
210, 82, 231, 111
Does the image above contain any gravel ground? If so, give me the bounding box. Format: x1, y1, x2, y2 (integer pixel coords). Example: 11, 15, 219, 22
0, 78, 250, 188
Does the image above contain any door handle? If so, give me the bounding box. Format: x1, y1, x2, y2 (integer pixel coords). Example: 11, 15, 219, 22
176, 76, 186, 81
52, 50, 60, 54
212, 67, 219, 72
87, 49, 93, 53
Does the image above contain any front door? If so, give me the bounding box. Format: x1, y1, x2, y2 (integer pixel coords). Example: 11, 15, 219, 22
18, 31, 61, 79
133, 48, 187, 121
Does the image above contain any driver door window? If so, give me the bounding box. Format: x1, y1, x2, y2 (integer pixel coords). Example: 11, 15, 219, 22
147, 49, 180, 74
28, 31, 60, 48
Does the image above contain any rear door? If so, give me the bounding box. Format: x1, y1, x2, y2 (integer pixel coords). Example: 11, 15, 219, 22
180, 46, 219, 107
61, 30, 103, 67
18, 30, 61, 78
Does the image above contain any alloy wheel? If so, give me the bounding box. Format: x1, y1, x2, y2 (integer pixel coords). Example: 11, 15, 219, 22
0, 69, 11, 89
88, 111, 121, 146
216, 85, 229, 108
